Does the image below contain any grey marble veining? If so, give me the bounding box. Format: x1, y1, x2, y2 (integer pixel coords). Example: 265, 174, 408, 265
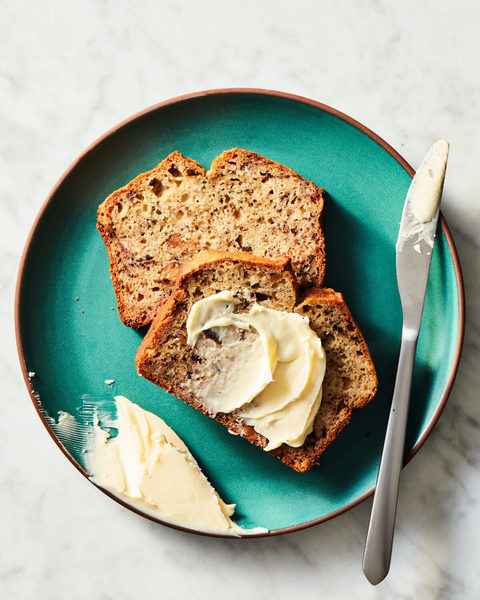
1, 1, 479, 598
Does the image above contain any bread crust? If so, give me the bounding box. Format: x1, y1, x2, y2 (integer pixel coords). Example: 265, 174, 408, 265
177, 249, 294, 279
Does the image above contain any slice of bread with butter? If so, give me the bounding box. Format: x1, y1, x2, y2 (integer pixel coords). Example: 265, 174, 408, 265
136, 252, 377, 472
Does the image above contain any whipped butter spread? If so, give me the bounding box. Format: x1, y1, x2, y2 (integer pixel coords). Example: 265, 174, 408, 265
409, 139, 449, 224
186, 291, 326, 451
51, 396, 263, 535
396, 139, 449, 254
87, 396, 260, 535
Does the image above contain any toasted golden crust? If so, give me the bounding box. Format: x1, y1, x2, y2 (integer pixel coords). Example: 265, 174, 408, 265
97, 149, 325, 327
177, 250, 293, 280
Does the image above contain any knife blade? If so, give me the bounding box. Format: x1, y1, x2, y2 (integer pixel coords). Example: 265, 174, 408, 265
396, 139, 449, 331
363, 140, 449, 585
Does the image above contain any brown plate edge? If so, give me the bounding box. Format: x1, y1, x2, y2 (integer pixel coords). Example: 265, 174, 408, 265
14, 87, 466, 540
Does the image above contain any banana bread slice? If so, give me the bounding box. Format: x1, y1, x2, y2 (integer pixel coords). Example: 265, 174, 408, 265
136, 253, 377, 472
97, 148, 325, 327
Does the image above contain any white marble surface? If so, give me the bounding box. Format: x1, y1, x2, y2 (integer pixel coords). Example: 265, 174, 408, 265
1, 1, 479, 598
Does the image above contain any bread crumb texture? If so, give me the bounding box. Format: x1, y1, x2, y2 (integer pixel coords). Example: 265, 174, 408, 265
136, 254, 377, 472
97, 149, 325, 327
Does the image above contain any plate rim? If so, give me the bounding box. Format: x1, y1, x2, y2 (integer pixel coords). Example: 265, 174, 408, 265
15, 87, 465, 539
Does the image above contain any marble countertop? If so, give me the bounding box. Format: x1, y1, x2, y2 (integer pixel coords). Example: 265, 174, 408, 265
2, 1, 479, 598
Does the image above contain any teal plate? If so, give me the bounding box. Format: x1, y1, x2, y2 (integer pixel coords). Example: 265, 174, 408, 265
16, 89, 464, 537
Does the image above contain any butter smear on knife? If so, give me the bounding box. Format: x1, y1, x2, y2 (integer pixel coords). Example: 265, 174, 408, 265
409, 139, 449, 223
396, 139, 449, 253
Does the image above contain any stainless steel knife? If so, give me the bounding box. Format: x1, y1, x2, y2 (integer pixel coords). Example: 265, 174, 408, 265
362, 140, 449, 585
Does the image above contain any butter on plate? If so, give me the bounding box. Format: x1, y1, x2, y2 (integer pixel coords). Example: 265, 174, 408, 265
52, 396, 265, 536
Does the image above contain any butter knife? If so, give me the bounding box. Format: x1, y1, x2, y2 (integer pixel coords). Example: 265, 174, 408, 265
362, 140, 449, 585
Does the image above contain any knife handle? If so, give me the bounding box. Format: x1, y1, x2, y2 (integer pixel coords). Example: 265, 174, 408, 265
363, 328, 418, 585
